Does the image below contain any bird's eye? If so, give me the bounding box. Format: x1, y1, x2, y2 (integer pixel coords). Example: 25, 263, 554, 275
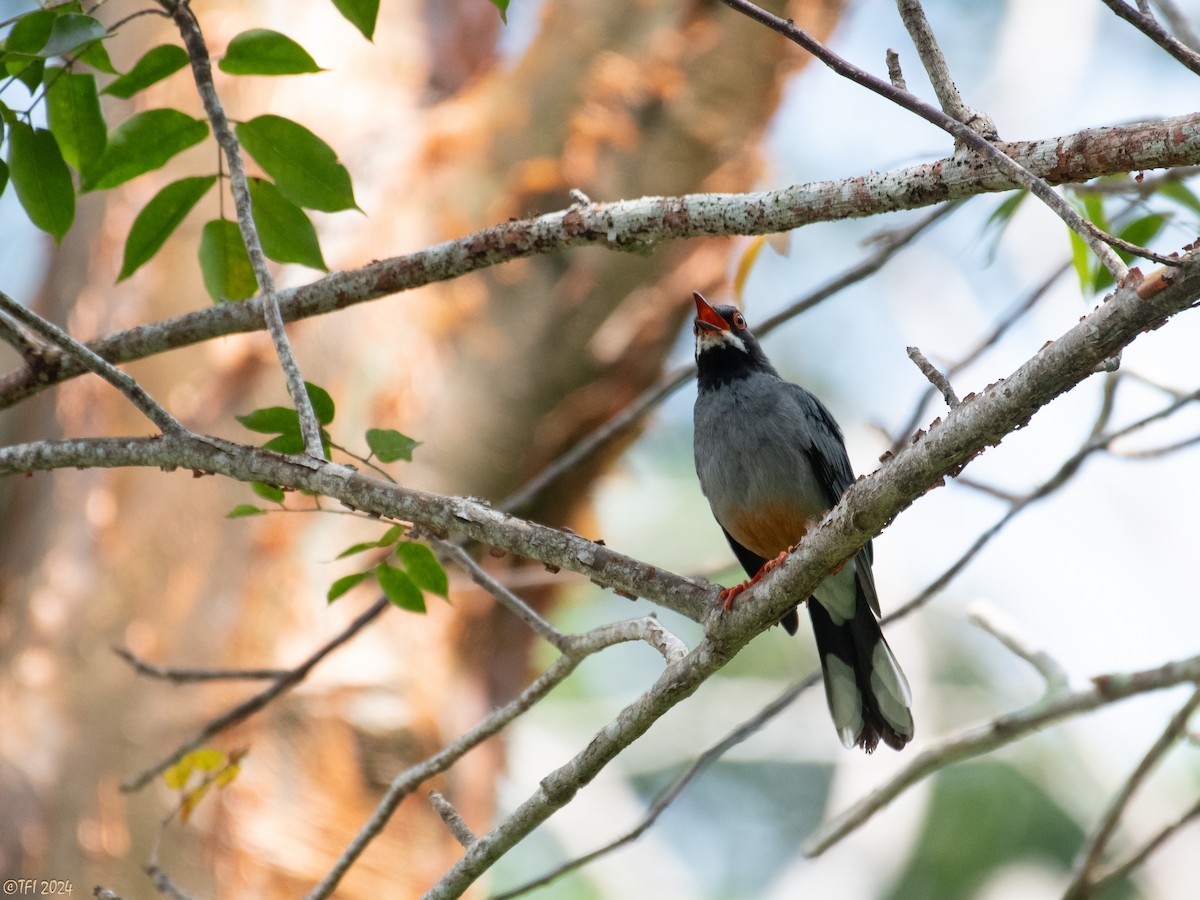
732, 313, 746, 329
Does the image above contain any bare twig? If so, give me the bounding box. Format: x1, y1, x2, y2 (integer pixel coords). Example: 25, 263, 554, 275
895, 0, 997, 136
303, 616, 683, 900
0, 311, 42, 359
1062, 686, 1200, 899
804, 651, 1200, 856
113, 646, 291, 682
164, 0, 325, 460
1099, 0, 1200, 77
1088, 796, 1200, 894
1150, 0, 1200, 50
492, 670, 821, 899
121, 597, 388, 792
967, 601, 1070, 694
5, 113, 1200, 412
720, 0, 1132, 280
431, 539, 568, 650
906, 345, 960, 408
0, 290, 183, 435
885, 48, 907, 90
429, 792, 477, 849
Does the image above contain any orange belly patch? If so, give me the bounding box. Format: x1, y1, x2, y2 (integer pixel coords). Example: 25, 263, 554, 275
725, 503, 818, 560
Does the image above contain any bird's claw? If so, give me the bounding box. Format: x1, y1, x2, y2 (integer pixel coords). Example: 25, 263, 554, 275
718, 548, 794, 612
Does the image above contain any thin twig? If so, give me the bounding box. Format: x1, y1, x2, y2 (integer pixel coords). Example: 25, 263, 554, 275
303, 616, 683, 900
112, 646, 291, 682
431, 539, 568, 650
492, 671, 821, 899
885, 48, 907, 90
967, 601, 1070, 694
719, 0, 1132, 280
1099, 0, 1200, 77
1088, 796, 1200, 894
1150, 0, 1200, 51
891, 260, 1071, 449
0, 310, 42, 359
164, 0, 325, 461
0, 290, 183, 434
429, 792, 477, 849
1062, 686, 1200, 899
895, 0, 997, 136
906, 345, 960, 408
121, 597, 389, 792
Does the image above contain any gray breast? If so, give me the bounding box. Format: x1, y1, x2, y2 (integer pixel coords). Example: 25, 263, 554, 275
694, 372, 832, 551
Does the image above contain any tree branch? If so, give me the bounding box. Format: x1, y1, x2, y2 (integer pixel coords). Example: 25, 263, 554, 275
3, 113, 1199, 410
164, 0, 325, 459
1062, 685, 1200, 899
719, 0, 1137, 278
805, 651, 1200, 856
1099, 0, 1200, 76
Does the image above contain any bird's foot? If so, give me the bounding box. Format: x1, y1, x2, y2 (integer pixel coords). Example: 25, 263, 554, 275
719, 549, 793, 612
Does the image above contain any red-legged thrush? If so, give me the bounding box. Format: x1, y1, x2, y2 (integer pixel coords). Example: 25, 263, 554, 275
691, 291, 913, 752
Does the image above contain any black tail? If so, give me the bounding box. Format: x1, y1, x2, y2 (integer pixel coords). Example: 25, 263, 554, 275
808, 591, 913, 753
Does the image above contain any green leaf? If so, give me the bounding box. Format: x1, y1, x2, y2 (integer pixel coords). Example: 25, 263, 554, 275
75, 37, 117, 74
236, 115, 357, 212
489, 0, 510, 23
1067, 228, 1090, 295
305, 382, 335, 425
376, 563, 425, 612
1158, 180, 1200, 217
81, 108, 209, 192
119, 176, 216, 281
377, 523, 406, 546
983, 191, 1025, 234
330, 0, 379, 40
219, 29, 323, 75
102, 44, 189, 98
252, 481, 286, 503
337, 540, 385, 559
45, 68, 106, 172
199, 218, 257, 302
262, 432, 305, 454
8, 122, 74, 242
336, 524, 406, 559
5, 9, 57, 55
396, 542, 448, 598
0, 159, 10, 198
237, 405, 300, 434
327, 571, 369, 603
366, 428, 420, 462
39, 13, 106, 58
248, 178, 328, 270
227, 504, 267, 518
8, 57, 45, 92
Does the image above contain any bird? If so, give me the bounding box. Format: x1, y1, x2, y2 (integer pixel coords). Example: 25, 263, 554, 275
691, 291, 913, 752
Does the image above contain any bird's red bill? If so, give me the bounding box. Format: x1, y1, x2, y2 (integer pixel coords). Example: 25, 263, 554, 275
693, 291, 730, 332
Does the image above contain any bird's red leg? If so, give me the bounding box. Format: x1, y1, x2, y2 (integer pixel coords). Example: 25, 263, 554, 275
719, 549, 792, 611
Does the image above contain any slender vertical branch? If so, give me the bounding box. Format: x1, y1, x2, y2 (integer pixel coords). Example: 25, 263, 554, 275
163, 0, 325, 461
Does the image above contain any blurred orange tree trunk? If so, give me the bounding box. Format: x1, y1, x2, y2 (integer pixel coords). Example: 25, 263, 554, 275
0, 0, 842, 895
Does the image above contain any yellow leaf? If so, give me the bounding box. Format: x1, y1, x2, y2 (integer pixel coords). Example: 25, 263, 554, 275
214, 763, 241, 788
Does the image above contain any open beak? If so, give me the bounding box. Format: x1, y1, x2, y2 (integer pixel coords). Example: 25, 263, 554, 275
693, 291, 729, 333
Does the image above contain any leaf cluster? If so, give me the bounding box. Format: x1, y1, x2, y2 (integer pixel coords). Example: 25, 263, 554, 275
0, 1, 377, 299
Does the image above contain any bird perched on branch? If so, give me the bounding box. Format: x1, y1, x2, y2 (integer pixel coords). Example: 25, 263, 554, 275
691, 291, 913, 752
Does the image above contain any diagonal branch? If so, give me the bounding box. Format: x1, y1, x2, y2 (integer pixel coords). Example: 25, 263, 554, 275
1099, 0, 1200, 76
1062, 685, 1200, 899
3, 113, 1199, 411
720, 0, 1132, 279
0, 290, 183, 434
805, 652, 1200, 856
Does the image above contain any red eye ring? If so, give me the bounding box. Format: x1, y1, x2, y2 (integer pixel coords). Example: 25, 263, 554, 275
733, 313, 746, 329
